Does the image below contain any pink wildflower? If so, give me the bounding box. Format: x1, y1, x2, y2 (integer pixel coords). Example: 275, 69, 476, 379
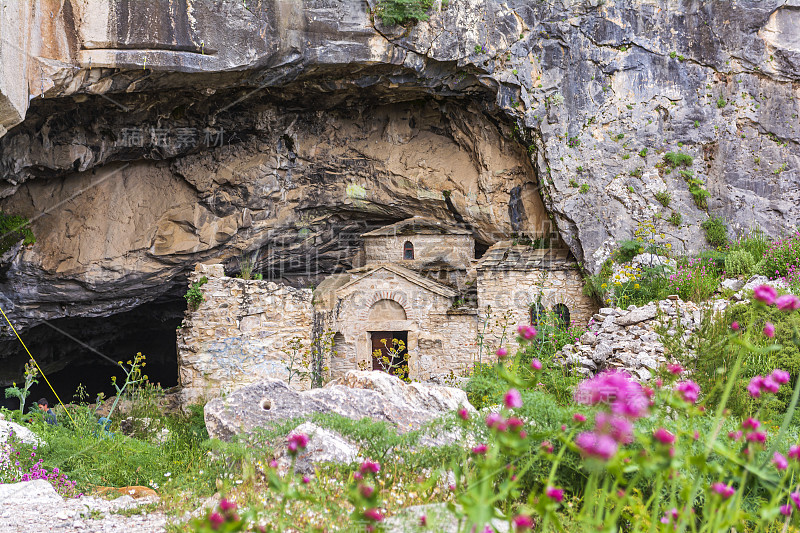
504, 388, 523, 409
209, 512, 224, 528
774, 452, 789, 470
485, 413, 504, 429
660, 508, 679, 525
780, 504, 792, 516
747, 376, 764, 397
287, 433, 309, 454
457, 407, 470, 421
666, 363, 684, 375
359, 460, 381, 474
517, 325, 537, 340
574, 370, 649, 418
359, 484, 375, 498
507, 417, 524, 430
545, 487, 564, 502
746, 431, 766, 444
419, 515, 427, 527
541, 441, 554, 453
789, 445, 800, 460
472, 444, 488, 455
792, 492, 800, 510
762, 376, 780, 393
531, 358, 542, 370
731, 321, 740, 331
772, 369, 790, 384
753, 285, 777, 305
675, 380, 701, 403
763, 322, 775, 338
576, 431, 618, 460
302, 476, 310, 484
496, 347, 508, 358
653, 427, 676, 445
512, 514, 534, 531
711, 482, 735, 499
364, 508, 384, 522
776, 294, 800, 311
573, 413, 586, 423
727, 430, 743, 441
220, 499, 236, 512
595, 412, 634, 444
742, 418, 760, 430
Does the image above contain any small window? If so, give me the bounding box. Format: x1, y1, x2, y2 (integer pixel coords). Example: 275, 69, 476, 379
403, 241, 414, 260
553, 304, 571, 329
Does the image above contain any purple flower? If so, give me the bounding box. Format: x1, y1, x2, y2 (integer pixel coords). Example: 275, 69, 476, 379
209, 512, 224, 528
531, 358, 542, 370
471, 444, 488, 455
485, 413, 504, 429
746, 431, 766, 444
753, 285, 777, 305
575, 371, 649, 419
517, 325, 537, 340
359, 484, 375, 498
496, 347, 508, 358
780, 504, 792, 516
504, 388, 523, 409
774, 452, 789, 470
789, 445, 800, 460
364, 508, 384, 522
762, 376, 780, 393
220, 499, 237, 512
792, 492, 800, 510
776, 294, 800, 311
287, 433, 309, 454
573, 413, 586, 423
653, 427, 676, 445
576, 431, 618, 460
595, 412, 634, 444
742, 417, 760, 430
763, 322, 775, 338
666, 363, 684, 375
730, 321, 740, 331
359, 460, 381, 474
772, 369, 791, 384
711, 482, 735, 500
675, 380, 700, 403
512, 514, 534, 531
457, 407, 470, 421
747, 376, 764, 397
545, 486, 564, 502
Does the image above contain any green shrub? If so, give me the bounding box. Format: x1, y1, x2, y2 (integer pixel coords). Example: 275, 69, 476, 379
758, 231, 800, 279
614, 239, 643, 263
724, 249, 755, 276
696, 250, 727, 274
701, 217, 728, 247
664, 151, 693, 168
689, 184, 710, 208
654, 190, 672, 207
376, 0, 434, 25
668, 256, 722, 301
668, 212, 682, 226
579, 183, 589, 194
184, 276, 209, 311
0, 212, 35, 255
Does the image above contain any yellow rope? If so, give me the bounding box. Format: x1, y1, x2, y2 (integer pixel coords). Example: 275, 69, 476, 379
0, 306, 76, 426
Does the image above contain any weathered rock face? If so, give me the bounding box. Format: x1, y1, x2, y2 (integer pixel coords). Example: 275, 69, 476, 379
204, 370, 473, 441
0, 0, 798, 354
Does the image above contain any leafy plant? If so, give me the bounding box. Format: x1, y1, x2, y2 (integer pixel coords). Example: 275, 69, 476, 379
716, 95, 727, 108
0, 212, 35, 255
638, 148, 648, 158
107, 352, 148, 423
630, 167, 643, 178
664, 151, 693, 168
375, 0, 434, 25
668, 212, 683, 226
569, 178, 579, 188
579, 184, 589, 194
724, 250, 755, 277
701, 217, 728, 247
758, 231, 800, 279
654, 190, 672, 207
3, 361, 39, 417
185, 276, 209, 311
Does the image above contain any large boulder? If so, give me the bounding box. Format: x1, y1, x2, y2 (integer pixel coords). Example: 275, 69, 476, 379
204, 371, 474, 441
0, 419, 41, 446
0, 479, 62, 507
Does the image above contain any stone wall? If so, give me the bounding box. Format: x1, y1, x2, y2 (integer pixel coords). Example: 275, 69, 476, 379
177, 263, 313, 406
477, 267, 597, 355
363, 234, 475, 269
322, 267, 477, 381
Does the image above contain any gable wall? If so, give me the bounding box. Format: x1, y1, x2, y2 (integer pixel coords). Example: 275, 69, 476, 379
364, 234, 474, 267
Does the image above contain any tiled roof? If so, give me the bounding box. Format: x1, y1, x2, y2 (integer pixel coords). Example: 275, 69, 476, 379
477, 242, 578, 271
361, 216, 472, 237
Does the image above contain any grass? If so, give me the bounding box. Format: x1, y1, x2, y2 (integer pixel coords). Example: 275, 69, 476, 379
0, 211, 35, 255
701, 217, 728, 247
654, 190, 672, 207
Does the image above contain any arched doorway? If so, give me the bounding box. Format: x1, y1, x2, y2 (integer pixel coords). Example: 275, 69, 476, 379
367, 299, 409, 379
553, 304, 571, 329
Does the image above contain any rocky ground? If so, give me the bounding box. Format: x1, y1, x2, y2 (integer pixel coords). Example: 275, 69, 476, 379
0, 480, 167, 533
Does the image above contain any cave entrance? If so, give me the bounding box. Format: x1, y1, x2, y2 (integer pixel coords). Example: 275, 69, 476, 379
0, 298, 183, 412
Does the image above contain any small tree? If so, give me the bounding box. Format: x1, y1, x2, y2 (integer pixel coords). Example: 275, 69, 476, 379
373, 338, 410, 381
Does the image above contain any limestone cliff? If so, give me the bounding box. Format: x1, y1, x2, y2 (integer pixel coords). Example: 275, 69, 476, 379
0, 0, 797, 354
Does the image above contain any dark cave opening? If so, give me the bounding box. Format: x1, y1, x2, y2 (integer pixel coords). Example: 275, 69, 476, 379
0, 295, 184, 412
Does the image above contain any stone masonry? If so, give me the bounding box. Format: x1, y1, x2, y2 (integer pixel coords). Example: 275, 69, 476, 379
177, 263, 314, 406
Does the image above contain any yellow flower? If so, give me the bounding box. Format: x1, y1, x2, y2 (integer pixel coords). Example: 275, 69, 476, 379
601, 283, 607, 289
635, 284, 640, 289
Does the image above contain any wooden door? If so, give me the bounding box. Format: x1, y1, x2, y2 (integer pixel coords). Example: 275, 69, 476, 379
371, 331, 393, 371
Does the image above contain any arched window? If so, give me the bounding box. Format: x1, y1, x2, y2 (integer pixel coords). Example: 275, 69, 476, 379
553, 304, 571, 329
403, 241, 414, 260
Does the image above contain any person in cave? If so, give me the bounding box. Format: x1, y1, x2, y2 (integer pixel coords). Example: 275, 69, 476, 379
36, 398, 57, 425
